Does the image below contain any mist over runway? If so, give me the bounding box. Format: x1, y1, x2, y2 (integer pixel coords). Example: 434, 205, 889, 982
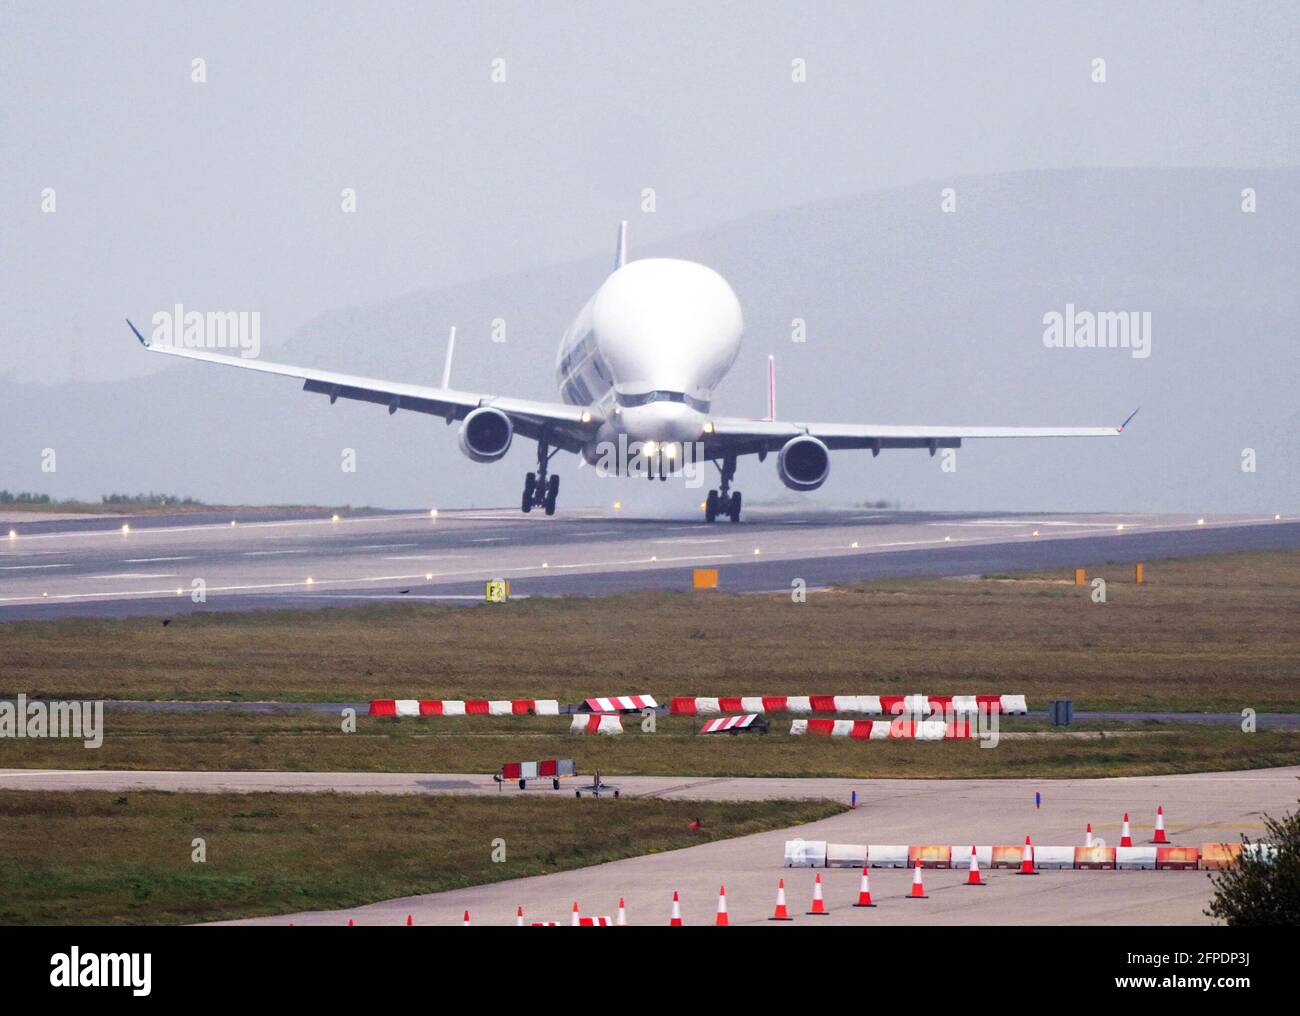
1, 507, 1295, 621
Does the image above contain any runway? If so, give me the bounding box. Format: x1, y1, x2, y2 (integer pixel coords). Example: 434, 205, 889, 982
0, 506, 1294, 620
10, 766, 1282, 926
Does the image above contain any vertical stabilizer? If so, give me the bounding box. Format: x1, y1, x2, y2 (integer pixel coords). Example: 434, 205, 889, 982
614, 220, 628, 271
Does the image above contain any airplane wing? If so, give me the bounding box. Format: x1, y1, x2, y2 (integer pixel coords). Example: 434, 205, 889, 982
703, 409, 1138, 458
127, 320, 599, 452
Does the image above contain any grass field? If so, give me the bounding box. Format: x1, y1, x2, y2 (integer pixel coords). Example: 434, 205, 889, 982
0, 791, 843, 925
2, 550, 1296, 711
3, 709, 1295, 779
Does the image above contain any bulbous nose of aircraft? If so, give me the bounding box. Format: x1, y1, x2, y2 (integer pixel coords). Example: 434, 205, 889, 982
623, 401, 707, 444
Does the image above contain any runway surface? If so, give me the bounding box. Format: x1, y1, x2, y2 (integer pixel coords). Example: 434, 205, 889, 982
9, 766, 1280, 926
1, 506, 1295, 619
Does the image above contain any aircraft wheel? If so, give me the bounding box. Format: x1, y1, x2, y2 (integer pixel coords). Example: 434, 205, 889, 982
705, 490, 718, 523
729, 491, 742, 522
522, 472, 536, 513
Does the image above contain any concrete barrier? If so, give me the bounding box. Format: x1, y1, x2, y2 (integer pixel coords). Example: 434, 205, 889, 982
1073, 845, 1117, 869
1116, 846, 1158, 870
784, 840, 828, 867
1033, 846, 1076, 870
826, 843, 868, 868
867, 844, 910, 868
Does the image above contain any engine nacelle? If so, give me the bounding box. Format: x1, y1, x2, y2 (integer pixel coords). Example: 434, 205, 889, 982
776, 435, 830, 491
458, 407, 514, 463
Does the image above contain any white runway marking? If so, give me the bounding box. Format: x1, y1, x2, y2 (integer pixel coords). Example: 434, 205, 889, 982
242, 549, 310, 556
90, 573, 179, 580
355, 543, 418, 550
652, 537, 728, 544
124, 556, 194, 563
0, 563, 72, 570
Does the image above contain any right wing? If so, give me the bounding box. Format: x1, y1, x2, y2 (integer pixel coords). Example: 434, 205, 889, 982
128, 320, 599, 452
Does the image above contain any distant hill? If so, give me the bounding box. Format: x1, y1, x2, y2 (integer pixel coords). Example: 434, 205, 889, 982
2, 168, 1295, 514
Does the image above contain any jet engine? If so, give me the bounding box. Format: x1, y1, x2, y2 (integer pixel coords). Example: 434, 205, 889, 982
776, 435, 830, 491
457, 407, 514, 463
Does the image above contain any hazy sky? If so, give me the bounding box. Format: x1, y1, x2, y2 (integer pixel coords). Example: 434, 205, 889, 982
3, 1, 1298, 384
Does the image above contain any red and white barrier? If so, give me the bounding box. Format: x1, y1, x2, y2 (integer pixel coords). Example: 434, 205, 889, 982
369, 698, 559, 717
577, 916, 613, 926
569, 713, 623, 735
788, 839, 1235, 871
671, 694, 1026, 716
789, 718, 972, 739
583, 695, 657, 713
699, 714, 761, 734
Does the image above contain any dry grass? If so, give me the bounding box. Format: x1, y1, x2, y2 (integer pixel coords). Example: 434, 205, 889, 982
0, 790, 842, 925
1, 549, 1296, 711
3, 709, 1295, 779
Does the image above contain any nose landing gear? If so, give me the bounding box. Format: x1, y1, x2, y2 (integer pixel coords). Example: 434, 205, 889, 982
521, 433, 560, 515
704, 455, 742, 522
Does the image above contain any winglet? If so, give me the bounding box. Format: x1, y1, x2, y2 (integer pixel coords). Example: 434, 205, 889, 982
441, 326, 456, 389
126, 318, 149, 348
1117, 407, 1140, 433
614, 220, 628, 271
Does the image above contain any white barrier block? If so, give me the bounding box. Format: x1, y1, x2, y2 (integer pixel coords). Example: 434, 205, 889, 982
789, 719, 808, 736
832, 696, 858, 713
395, 699, 420, 717
826, 842, 868, 867
1242, 843, 1278, 863
831, 719, 855, 736
786, 696, 812, 714
1116, 846, 1158, 870
1000, 695, 1028, 714
442, 700, 466, 717
695, 697, 721, 715
950, 696, 978, 714
740, 697, 765, 714
534, 700, 559, 716
519, 762, 538, 779
859, 695, 882, 715
867, 844, 910, 868
949, 845, 994, 868
869, 721, 891, 739
1034, 846, 1076, 869
487, 700, 512, 716
784, 839, 828, 867
902, 694, 930, 715
915, 719, 949, 740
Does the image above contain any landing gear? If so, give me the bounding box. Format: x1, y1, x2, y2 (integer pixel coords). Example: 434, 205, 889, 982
704, 455, 742, 522
521, 433, 561, 515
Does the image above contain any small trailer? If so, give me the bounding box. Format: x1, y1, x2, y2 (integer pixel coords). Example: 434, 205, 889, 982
494, 758, 576, 791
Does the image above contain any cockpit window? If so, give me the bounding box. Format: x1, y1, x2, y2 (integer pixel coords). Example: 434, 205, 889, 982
616, 390, 710, 412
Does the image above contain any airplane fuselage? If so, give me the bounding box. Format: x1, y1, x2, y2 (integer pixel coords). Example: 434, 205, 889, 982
555, 258, 743, 465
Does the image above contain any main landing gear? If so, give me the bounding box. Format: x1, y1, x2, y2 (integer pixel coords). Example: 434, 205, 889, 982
704, 455, 742, 523
522, 432, 560, 516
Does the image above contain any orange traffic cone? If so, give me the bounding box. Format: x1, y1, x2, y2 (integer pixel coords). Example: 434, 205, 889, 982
907, 863, 929, 899
1085, 822, 1093, 847
617, 897, 627, 926
807, 872, 829, 914
669, 890, 683, 926
853, 867, 876, 907
1153, 805, 1168, 844
462, 910, 470, 926
768, 878, 794, 920
1018, 836, 1038, 875
571, 900, 581, 927
515, 906, 523, 927
1120, 812, 1133, 847
405, 914, 413, 926
965, 845, 984, 886
715, 885, 729, 926
347, 918, 354, 926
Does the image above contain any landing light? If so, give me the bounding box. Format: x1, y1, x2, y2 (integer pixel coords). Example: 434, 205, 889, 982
664, 443, 678, 459
613, 501, 622, 510
644, 440, 659, 456
306, 577, 314, 585
851, 541, 859, 549
425, 573, 432, 580
230, 520, 237, 527
944, 536, 951, 542
1197, 518, 1205, 526
1276, 514, 1282, 521
580, 410, 593, 424
430, 508, 438, 519
753, 548, 761, 555
121, 524, 130, 535
703, 421, 715, 434
1116, 524, 1125, 531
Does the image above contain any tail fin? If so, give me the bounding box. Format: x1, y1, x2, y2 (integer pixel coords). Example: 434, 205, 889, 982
766, 354, 776, 421
614, 220, 628, 271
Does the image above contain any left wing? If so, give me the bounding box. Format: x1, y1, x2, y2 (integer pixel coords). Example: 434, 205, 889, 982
127, 320, 599, 452
703, 409, 1138, 458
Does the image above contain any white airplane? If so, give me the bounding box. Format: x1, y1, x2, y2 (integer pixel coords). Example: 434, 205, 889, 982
127, 222, 1136, 522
